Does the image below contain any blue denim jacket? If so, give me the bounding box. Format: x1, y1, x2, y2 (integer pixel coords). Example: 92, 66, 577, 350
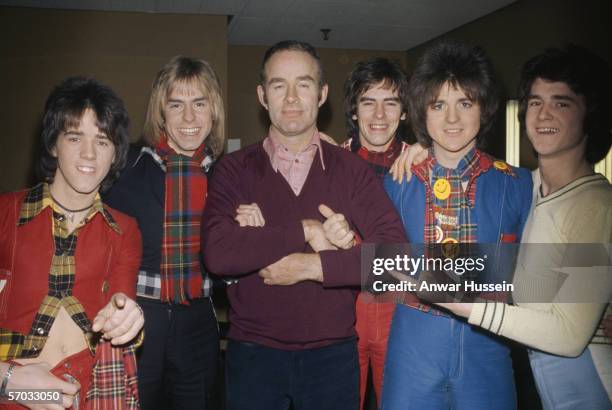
383, 158, 532, 245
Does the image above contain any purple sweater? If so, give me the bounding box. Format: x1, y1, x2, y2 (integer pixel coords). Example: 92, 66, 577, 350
202, 141, 406, 350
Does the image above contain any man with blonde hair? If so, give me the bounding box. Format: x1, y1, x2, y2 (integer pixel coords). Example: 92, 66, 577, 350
105, 56, 226, 409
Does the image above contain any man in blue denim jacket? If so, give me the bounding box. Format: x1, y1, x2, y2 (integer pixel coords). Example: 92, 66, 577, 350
380, 39, 532, 410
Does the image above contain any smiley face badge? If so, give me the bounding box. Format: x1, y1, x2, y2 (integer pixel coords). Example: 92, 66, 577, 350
433, 178, 451, 201
493, 160, 509, 171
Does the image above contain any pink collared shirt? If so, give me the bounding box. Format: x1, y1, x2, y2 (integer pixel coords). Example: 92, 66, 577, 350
263, 129, 326, 195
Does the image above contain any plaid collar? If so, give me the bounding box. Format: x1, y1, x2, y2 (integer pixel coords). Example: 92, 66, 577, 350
346, 134, 404, 154
430, 146, 479, 182
412, 147, 512, 188
17, 183, 121, 233
136, 144, 215, 173
356, 137, 403, 163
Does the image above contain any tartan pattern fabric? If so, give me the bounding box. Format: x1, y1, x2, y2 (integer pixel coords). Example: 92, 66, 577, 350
135, 270, 161, 299
428, 147, 479, 245
0, 330, 24, 360
405, 148, 495, 314
341, 137, 407, 180
0, 183, 119, 360
135, 148, 213, 300
87, 341, 140, 409
156, 137, 211, 304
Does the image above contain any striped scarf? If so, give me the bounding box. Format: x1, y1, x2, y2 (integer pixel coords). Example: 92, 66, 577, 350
156, 137, 209, 304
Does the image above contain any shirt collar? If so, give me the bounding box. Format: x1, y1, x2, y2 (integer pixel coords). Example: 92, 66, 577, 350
430, 146, 478, 181
357, 137, 401, 157
18, 183, 121, 234
413, 147, 481, 183
263, 128, 326, 171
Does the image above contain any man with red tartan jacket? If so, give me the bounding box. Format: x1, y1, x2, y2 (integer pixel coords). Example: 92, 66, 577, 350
340, 57, 411, 410
0, 77, 143, 409
202, 41, 407, 410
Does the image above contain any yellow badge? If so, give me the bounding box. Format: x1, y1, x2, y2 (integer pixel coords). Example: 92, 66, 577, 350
441, 237, 460, 258
493, 160, 509, 171
433, 178, 451, 200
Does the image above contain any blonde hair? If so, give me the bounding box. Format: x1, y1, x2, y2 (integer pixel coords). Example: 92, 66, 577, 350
143, 56, 226, 158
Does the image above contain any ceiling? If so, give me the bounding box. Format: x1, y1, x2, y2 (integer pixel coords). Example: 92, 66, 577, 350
0, 0, 517, 50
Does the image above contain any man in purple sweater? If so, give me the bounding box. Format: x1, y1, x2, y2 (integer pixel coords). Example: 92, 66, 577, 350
201, 40, 406, 410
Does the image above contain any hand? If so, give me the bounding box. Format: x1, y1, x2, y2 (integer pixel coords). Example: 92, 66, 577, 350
318, 132, 338, 146
92, 293, 144, 345
318, 204, 355, 250
603, 314, 612, 339
259, 253, 323, 285
390, 143, 428, 183
235, 203, 266, 227
8, 362, 79, 409
302, 219, 337, 252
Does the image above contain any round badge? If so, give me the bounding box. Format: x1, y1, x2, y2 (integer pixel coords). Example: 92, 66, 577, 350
433, 178, 451, 200
441, 237, 459, 258
493, 160, 508, 171
435, 226, 444, 243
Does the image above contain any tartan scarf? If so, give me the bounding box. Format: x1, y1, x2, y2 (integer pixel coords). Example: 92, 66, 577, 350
413, 148, 487, 245
405, 148, 499, 310
429, 147, 479, 245
344, 136, 404, 180
356, 138, 403, 179
87, 341, 139, 409
156, 137, 209, 304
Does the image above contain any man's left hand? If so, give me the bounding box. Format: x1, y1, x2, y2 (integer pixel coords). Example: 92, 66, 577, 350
235, 203, 266, 227
92, 293, 144, 345
318, 204, 355, 249
259, 253, 323, 285
390, 143, 428, 183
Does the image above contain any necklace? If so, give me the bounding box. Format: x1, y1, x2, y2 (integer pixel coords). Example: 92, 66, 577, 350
49, 192, 94, 222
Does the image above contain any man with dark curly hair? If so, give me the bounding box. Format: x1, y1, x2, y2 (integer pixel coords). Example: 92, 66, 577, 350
0, 77, 144, 409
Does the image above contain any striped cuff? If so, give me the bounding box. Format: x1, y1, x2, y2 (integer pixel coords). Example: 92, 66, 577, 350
468, 301, 506, 335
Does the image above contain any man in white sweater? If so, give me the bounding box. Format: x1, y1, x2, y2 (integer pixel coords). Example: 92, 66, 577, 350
439, 45, 612, 409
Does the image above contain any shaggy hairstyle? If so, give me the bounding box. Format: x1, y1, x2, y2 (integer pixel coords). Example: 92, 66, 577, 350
143, 56, 226, 158
39, 76, 130, 192
408, 39, 500, 147
518, 45, 612, 164
259, 40, 326, 88
343, 58, 410, 141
